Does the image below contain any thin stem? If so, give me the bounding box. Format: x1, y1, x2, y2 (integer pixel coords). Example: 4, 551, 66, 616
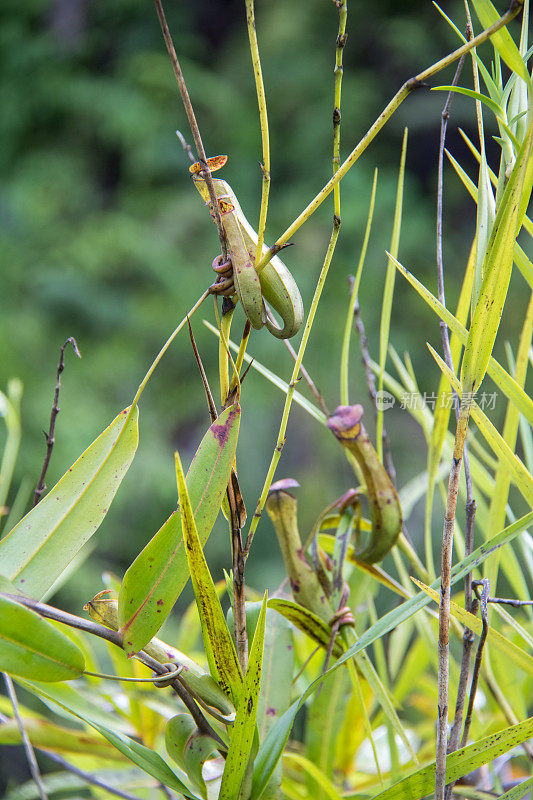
244, 223, 341, 558
33, 338, 80, 506
340, 169, 378, 406
352, 298, 396, 484
431, 22, 478, 797
245, 0, 271, 265
131, 289, 209, 408
461, 580, 489, 747
264, 306, 329, 416
253, 3, 523, 276
435, 407, 470, 800
332, 0, 348, 221
2, 593, 225, 750
3, 673, 48, 800
153, 0, 228, 262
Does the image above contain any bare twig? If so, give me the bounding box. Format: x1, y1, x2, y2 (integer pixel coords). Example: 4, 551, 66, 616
33, 337, 80, 507
461, 580, 490, 747
2, 673, 48, 800
153, 0, 228, 263
430, 21, 481, 798
487, 596, 533, 607
176, 129, 195, 164
2, 594, 226, 751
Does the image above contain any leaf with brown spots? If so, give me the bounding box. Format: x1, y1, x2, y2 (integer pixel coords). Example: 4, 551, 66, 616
119, 404, 240, 656
174, 447, 243, 705
219, 593, 267, 800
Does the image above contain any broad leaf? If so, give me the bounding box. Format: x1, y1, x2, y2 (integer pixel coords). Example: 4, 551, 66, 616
119, 404, 240, 655
0, 406, 139, 598
0, 593, 84, 682
175, 448, 243, 705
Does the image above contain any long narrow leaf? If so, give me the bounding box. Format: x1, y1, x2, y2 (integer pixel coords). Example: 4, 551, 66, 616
219, 593, 267, 800
390, 254, 533, 424
428, 344, 533, 505
250, 510, 533, 800
370, 716, 533, 800
175, 449, 242, 705
412, 579, 533, 677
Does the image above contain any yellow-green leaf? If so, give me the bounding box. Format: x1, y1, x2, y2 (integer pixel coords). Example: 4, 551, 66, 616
175, 449, 242, 705
412, 579, 533, 677
461, 121, 533, 395
219, 593, 268, 800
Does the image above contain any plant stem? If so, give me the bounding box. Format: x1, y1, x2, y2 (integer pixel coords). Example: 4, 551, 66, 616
2, 673, 48, 800
131, 289, 209, 408
153, 0, 228, 263
253, 2, 523, 275
340, 170, 377, 406
245, 0, 270, 266
2, 593, 225, 751
435, 406, 470, 800
33, 338, 80, 506
244, 223, 341, 558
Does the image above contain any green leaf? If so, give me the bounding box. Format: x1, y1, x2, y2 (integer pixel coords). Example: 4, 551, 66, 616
377, 128, 408, 460
0, 380, 22, 517
305, 661, 351, 800
219, 593, 268, 800
0, 716, 126, 760
498, 777, 533, 800
119, 403, 240, 656
174, 447, 243, 705
432, 85, 503, 117
461, 120, 533, 396
390, 254, 533, 424
20, 677, 196, 797
370, 716, 533, 799
0, 406, 139, 599
471, 0, 531, 83
0, 592, 84, 682
250, 510, 533, 800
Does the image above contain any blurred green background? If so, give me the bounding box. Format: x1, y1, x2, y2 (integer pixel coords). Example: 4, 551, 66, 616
1, 0, 526, 621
